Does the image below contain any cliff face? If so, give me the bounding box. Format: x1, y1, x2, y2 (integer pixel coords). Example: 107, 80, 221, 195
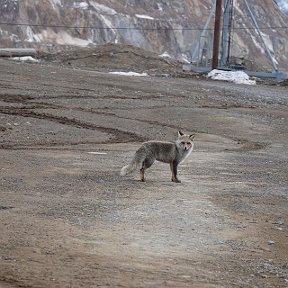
0, 0, 287, 71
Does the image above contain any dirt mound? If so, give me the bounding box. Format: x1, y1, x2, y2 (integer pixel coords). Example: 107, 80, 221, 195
39, 43, 183, 75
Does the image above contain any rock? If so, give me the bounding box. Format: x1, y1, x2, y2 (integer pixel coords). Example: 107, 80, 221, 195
274, 217, 285, 225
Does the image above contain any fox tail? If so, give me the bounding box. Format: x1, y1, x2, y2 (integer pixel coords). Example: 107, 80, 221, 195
120, 159, 138, 176
120, 148, 146, 176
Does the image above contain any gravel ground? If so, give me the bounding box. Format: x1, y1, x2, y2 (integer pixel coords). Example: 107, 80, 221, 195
0, 49, 287, 288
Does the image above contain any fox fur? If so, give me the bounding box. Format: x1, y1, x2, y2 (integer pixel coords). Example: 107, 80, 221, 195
121, 131, 195, 182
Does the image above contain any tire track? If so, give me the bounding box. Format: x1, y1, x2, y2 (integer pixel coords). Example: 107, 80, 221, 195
0, 107, 147, 148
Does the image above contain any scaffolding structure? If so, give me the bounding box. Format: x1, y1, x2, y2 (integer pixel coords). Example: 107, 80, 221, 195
186, 0, 285, 79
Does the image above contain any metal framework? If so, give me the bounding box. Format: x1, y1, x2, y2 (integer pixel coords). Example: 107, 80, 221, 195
191, 0, 216, 65
189, 0, 283, 77
243, 0, 278, 72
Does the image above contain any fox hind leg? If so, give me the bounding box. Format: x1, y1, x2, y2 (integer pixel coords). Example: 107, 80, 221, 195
140, 157, 155, 182
140, 168, 145, 182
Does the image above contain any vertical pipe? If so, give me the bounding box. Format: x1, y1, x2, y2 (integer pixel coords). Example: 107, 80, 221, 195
212, 0, 223, 69
220, 0, 231, 67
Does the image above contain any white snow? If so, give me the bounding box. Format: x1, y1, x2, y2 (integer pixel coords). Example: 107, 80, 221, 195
90, 2, 117, 15
135, 14, 154, 20
159, 51, 171, 58
12, 56, 39, 63
99, 15, 119, 43
250, 34, 265, 54
100, 15, 115, 32
26, 26, 41, 43
208, 69, 256, 85
257, 32, 278, 66
181, 54, 190, 63
260, 32, 274, 53
157, 3, 163, 11
258, 32, 278, 65
51, 0, 62, 9
109, 71, 148, 77
73, 2, 89, 10
234, 2, 245, 17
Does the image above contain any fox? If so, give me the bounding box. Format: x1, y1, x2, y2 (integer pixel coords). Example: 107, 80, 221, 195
120, 131, 195, 183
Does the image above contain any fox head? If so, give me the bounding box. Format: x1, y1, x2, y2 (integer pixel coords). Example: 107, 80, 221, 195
176, 130, 195, 151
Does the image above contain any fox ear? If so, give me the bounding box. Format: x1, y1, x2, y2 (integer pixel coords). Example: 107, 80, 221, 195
189, 134, 196, 140
178, 130, 184, 137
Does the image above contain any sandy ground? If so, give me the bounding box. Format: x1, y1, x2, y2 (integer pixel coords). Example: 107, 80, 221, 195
0, 49, 287, 288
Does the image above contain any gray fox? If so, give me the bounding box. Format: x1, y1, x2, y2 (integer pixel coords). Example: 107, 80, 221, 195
120, 131, 195, 183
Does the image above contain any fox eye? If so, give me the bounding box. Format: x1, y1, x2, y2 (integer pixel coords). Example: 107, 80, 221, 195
181, 141, 185, 145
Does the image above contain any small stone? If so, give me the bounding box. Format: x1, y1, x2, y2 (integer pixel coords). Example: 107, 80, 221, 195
261, 274, 268, 278
274, 217, 284, 225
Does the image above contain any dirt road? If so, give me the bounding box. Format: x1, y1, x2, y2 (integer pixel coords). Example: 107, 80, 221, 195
0, 56, 287, 288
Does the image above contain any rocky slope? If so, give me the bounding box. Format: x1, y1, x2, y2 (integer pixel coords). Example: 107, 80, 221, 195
0, 0, 287, 71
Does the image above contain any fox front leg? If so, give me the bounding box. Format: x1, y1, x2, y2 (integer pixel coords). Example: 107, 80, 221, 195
140, 168, 145, 182
170, 161, 181, 183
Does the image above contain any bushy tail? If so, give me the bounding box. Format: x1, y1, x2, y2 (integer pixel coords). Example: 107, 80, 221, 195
120, 159, 138, 176
120, 147, 146, 176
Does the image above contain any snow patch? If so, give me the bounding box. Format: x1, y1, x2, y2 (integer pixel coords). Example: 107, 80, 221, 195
256, 32, 278, 66
250, 34, 265, 54
26, 26, 41, 43
109, 71, 148, 77
99, 15, 119, 43
181, 54, 190, 63
51, 0, 62, 9
159, 51, 171, 58
157, 3, 163, 11
12, 56, 39, 63
90, 2, 117, 15
73, 2, 89, 10
260, 32, 274, 53
234, 2, 245, 17
100, 15, 116, 33
135, 14, 155, 20
208, 69, 256, 85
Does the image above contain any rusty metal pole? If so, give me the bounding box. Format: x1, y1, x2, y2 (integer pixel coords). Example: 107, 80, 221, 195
212, 0, 223, 69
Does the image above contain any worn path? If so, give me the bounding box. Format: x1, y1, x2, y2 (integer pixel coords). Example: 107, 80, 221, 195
0, 59, 287, 287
